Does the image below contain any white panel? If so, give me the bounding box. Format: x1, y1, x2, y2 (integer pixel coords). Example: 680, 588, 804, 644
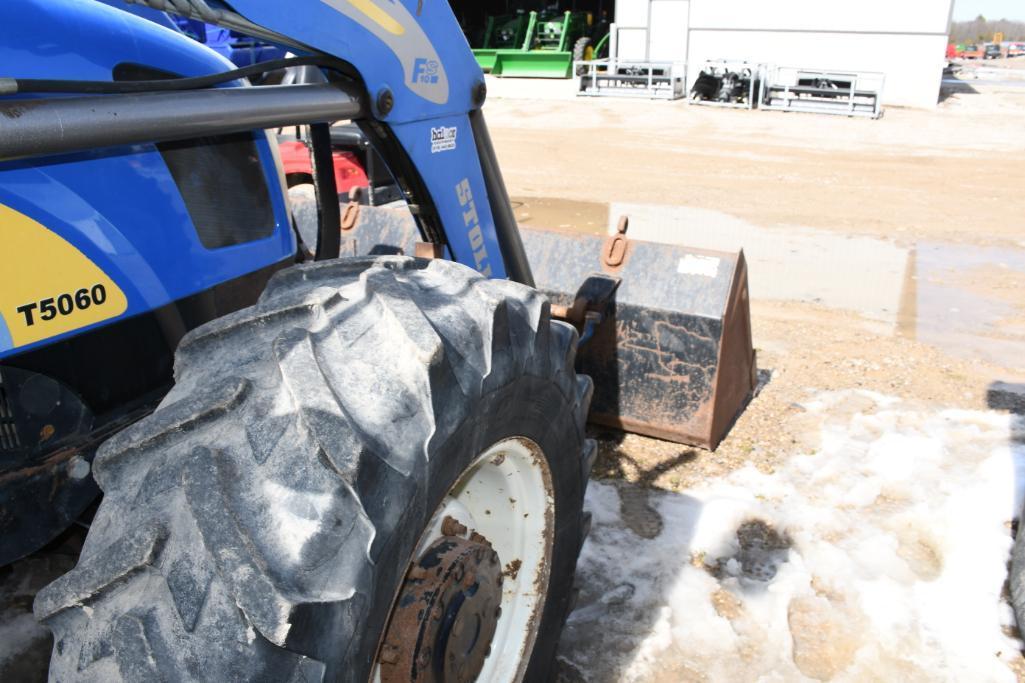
649, 0, 690, 61
615, 0, 651, 27
689, 0, 953, 35
616, 28, 650, 60
687, 30, 948, 108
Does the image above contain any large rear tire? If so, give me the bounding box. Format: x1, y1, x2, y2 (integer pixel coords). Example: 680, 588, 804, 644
1011, 500, 1025, 635
34, 256, 595, 682
572, 37, 593, 77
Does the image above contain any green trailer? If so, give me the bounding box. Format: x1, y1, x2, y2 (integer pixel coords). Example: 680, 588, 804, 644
472, 10, 600, 79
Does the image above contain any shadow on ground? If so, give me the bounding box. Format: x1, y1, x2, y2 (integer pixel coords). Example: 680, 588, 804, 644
939, 78, 981, 103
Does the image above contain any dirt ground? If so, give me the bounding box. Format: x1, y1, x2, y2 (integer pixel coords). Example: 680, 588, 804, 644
487, 76, 1025, 249
962, 56, 1025, 71
482, 75, 1025, 491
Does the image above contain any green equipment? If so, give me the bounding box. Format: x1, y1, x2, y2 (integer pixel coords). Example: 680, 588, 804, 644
474, 10, 601, 78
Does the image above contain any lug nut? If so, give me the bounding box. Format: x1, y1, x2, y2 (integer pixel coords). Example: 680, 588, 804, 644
472, 80, 487, 107
375, 87, 394, 117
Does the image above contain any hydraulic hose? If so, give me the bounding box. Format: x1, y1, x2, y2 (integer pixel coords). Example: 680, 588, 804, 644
0, 56, 346, 96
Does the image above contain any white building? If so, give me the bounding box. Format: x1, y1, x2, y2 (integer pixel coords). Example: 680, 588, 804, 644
613, 0, 955, 108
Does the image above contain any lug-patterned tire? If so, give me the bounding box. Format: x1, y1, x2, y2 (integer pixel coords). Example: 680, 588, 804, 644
572, 37, 593, 76
34, 256, 595, 682
1011, 500, 1025, 634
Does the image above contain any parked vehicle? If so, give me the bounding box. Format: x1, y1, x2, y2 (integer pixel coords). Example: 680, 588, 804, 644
472, 9, 609, 78
985, 44, 1002, 59
962, 44, 984, 59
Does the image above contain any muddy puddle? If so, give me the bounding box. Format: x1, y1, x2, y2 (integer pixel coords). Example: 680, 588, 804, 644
510, 196, 608, 235
614, 201, 1024, 374
903, 243, 1025, 371
510, 197, 1025, 375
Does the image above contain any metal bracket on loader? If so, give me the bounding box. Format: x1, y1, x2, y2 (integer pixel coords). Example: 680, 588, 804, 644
600, 216, 633, 272
552, 274, 622, 347
340, 185, 363, 232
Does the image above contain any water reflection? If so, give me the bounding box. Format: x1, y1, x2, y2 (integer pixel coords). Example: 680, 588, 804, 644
607, 201, 1024, 372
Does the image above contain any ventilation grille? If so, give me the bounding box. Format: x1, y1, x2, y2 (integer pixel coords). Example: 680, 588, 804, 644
0, 373, 21, 452
113, 62, 277, 250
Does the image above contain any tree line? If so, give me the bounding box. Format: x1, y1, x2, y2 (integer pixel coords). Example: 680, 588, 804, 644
950, 16, 1025, 43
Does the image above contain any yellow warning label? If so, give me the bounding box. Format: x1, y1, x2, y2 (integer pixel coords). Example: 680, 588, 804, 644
347, 0, 406, 36
0, 203, 127, 350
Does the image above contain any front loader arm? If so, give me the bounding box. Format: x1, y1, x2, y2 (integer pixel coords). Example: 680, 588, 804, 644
132, 0, 531, 283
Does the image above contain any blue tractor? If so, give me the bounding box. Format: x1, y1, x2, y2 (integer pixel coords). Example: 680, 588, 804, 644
0, 0, 755, 679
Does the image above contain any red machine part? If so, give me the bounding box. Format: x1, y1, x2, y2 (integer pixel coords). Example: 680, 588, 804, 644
277, 139, 369, 193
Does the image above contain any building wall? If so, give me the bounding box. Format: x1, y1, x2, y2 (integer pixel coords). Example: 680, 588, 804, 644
688, 0, 950, 34
615, 0, 690, 63
614, 0, 954, 108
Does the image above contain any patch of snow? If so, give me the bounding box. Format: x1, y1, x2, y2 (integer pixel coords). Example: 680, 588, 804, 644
560, 390, 1024, 682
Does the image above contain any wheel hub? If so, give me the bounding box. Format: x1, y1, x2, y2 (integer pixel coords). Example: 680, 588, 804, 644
379, 520, 503, 683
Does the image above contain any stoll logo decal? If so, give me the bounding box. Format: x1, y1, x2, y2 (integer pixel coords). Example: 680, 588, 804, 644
431, 126, 457, 153
455, 179, 492, 276
412, 57, 440, 85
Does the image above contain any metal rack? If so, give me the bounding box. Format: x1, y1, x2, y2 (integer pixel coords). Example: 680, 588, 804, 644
688, 60, 765, 110
575, 59, 686, 100
760, 67, 885, 118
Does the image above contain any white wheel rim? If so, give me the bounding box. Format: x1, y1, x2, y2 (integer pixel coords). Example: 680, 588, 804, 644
373, 436, 554, 682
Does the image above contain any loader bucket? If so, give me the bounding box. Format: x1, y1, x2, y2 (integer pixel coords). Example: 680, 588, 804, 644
290, 199, 756, 450
518, 227, 757, 450
472, 49, 500, 73
492, 50, 573, 78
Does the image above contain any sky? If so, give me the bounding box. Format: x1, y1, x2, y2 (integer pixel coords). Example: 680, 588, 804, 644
953, 0, 1025, 21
